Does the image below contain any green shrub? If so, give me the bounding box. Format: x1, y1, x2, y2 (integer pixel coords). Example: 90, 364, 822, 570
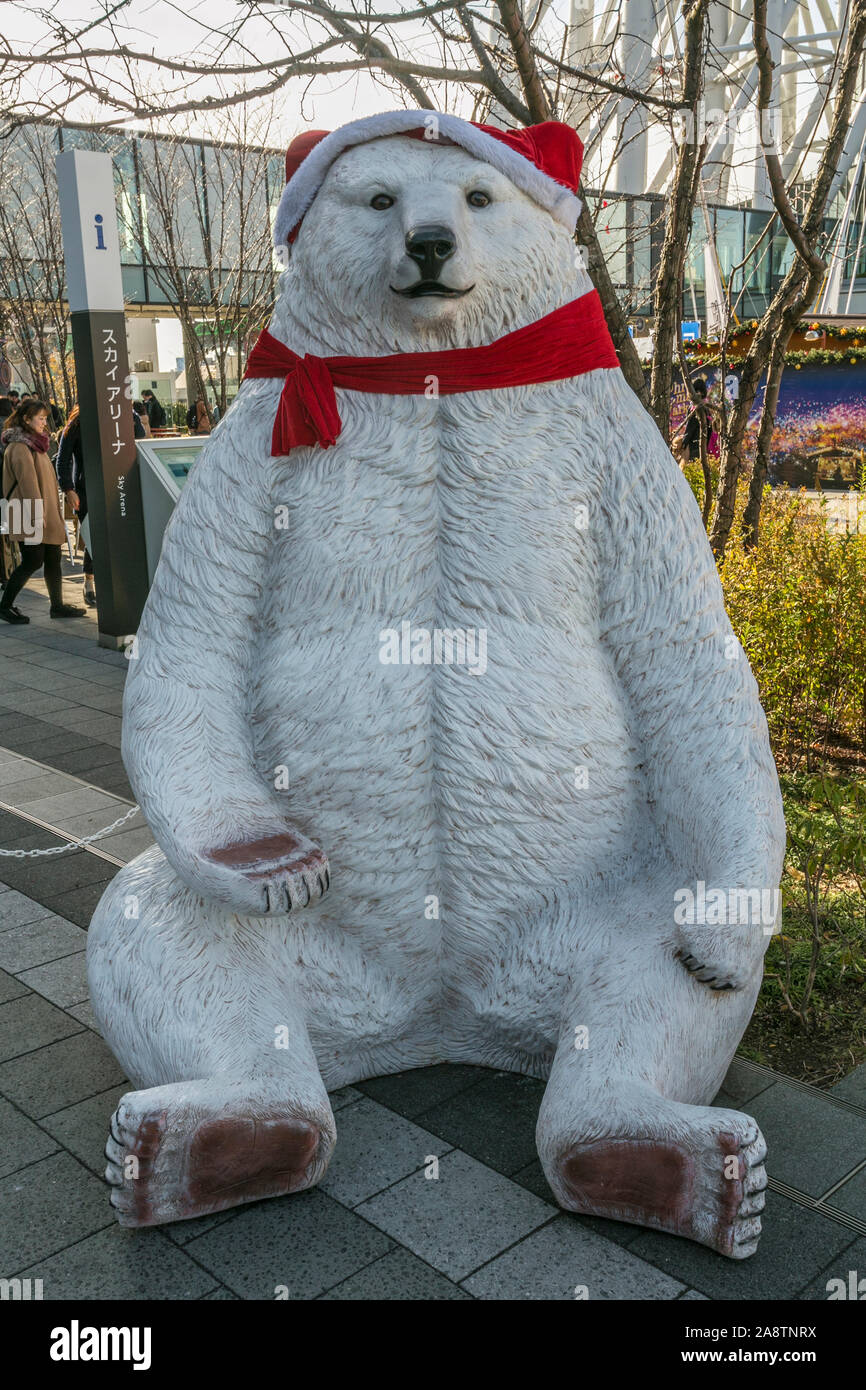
768, 775, 866, 1027
718, 488, 866, 768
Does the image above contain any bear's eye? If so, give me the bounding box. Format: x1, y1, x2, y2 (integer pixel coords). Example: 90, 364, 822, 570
370, 193, 394, 210
467, 190, 491, 208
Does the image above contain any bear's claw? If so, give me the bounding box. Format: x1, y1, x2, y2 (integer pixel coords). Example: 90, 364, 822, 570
676, 950, 739, 991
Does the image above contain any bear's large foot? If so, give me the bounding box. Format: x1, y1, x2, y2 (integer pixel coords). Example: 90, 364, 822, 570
104, 1083, 334, 1227
544, 1107, 767, 1259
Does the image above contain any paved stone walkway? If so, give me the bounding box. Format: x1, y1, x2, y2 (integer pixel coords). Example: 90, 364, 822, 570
1, 569, 865, 1299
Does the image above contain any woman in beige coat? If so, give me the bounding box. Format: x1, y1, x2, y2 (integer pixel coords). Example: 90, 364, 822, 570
1, 399, 85, 624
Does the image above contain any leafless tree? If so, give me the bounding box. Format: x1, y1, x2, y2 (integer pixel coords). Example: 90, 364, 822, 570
123, 102, 279, 416
710, 0, 866, 556
0, 123, 74, 408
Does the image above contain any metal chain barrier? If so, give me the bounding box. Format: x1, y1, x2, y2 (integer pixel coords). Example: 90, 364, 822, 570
0, 804, 140, 857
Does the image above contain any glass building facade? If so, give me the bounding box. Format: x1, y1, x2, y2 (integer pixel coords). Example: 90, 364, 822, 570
52, 125, 285, 310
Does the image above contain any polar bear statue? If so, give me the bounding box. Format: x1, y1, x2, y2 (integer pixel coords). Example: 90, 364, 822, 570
87, 111, 785, 1259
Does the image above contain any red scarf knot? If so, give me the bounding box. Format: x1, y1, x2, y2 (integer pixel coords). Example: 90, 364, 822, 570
244, 289, 618, 458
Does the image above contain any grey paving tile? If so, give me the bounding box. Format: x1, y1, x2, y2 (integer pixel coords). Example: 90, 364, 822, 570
17, 1224, 217, 1299
797, 1238, 866, 1300
86, 769, 135, 801
0, 890, 55, 932
0, 849, 118, 897
827, 1164, 866, 1219
320, 1097, 451, 1208
163, 1210, 238, 1246
0, 1151, 112, 1269
41, 1084, 128, 1175
320, 1247, 472, 1300
0, 993, 82, 1061
0, 713, 51, 739
36, 878, 117, 929
720, 1059, 782, 1107
0, 758, 55, 787
94, 827, 153, 862
185, 1189, 394, 1300
0, 694, 71, 717
329, 1086, 363, 1112
56, 722, 123, 750
831, 1063, 866, 1108
414, 1069, 545, 1176
747, 1082, 866, 1197
43, 707, 120, 731
0, 825, 64, 859
627, 1191, 857, 1300
0, 915, 88, 972
0, 967, 28, 1005
0, 1096, 60, 1177
680, 1288, 710, 1300
66, 999, 102, 1033
462, 1215, 685, 1300
1, 732, 106, 762
202, 1286, 240, 1299
47, 745, 127, 778
22, 788, 121, 823
355, 1149, 552, 1281
0, 1029, 128, 1118
2, 774, 81, 806
51, 806, 136, 841
17, 951, 89, 1008
357, 1063, 489, 1119
72, 691, 125, 716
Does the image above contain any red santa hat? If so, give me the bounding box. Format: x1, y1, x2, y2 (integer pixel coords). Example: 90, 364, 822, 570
273, 111, 583, 247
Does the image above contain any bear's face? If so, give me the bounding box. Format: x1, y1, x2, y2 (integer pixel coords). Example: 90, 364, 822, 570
283, 136, 588, 352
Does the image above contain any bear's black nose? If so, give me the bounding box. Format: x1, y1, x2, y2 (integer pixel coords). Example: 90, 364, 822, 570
405, 225, 456, 280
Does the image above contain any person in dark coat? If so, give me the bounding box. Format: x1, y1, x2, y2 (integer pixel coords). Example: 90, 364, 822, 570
56, 405, 95, 606
141, 390, 166, 430
682, 378, 713, 462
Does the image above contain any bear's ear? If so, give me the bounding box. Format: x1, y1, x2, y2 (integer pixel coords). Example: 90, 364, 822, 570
285, 130, 331, 185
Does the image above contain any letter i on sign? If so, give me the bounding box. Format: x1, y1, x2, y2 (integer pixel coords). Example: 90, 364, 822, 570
95, 214, 106, 250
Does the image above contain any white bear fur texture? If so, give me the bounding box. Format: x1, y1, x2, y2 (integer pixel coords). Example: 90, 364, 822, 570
88, 134, 785, 1257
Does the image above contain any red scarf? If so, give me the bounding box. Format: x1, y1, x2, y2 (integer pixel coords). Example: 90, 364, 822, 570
244, 290, 618, 456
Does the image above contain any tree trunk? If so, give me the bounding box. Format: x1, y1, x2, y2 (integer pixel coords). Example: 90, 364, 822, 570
649, 1, 710, 444
498, 0, 649, 407
742, 331, 786, 548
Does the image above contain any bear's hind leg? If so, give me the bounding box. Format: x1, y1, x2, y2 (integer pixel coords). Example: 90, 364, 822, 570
536, 935, 767, 1259
88, 849, 336, 1227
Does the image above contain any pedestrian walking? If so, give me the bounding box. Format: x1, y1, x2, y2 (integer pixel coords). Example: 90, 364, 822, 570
186, 395, 212, 435
675, 378, 713, 466
141, 389, 166, 431
0, 399, 85, 623
56, 404, 96, 607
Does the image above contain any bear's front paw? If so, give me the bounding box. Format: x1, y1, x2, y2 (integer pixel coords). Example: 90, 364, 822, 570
203, 830, 330, 915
